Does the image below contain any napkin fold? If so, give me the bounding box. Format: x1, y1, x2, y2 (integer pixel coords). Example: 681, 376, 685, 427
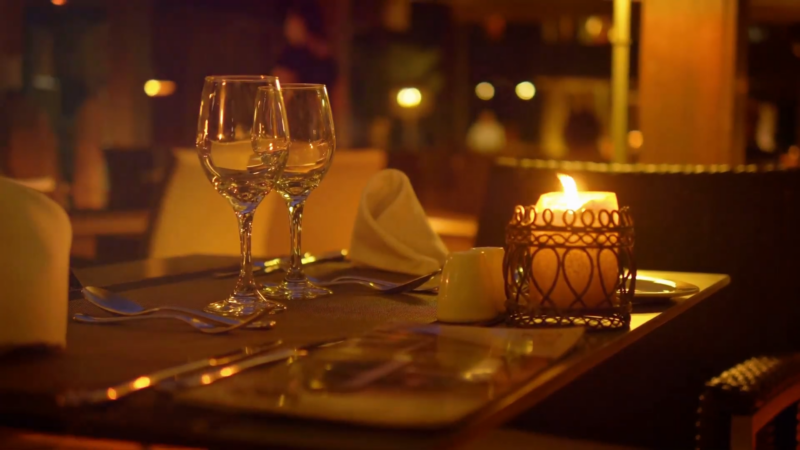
349, 169, 448, 275
0, 177, 71, 354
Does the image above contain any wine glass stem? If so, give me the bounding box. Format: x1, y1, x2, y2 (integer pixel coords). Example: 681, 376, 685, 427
234, 211, 256, 295
285, 197, 307, 282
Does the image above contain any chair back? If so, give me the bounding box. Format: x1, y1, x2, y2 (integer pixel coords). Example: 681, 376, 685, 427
0, 177, 71, 350
148, 148, 386, 258
5, 177, 56, 193
477, 158, 798, 283
147, 148, 277, 258
261, 149, 387, 255
697, 355, 800, 449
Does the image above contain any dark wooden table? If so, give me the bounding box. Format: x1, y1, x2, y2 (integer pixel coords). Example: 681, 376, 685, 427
0, 256, 729, 449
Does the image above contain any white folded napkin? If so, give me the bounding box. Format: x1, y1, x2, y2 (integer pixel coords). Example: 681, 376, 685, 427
0, 177, 71, 353
349, 169, 448, 275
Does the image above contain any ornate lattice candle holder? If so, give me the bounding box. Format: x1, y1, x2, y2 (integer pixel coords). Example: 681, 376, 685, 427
503, 205, 636, 331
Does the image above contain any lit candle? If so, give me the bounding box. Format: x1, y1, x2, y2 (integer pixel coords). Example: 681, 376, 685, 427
530, 174, 620, 309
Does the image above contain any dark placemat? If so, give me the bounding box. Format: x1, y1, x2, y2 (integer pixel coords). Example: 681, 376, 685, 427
0, 261, 438, 395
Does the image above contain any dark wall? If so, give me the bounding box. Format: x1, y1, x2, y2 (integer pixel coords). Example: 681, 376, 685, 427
151, 0, 286, 148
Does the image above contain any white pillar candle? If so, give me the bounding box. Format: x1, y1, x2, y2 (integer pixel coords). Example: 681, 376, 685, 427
529, 174, 620, 310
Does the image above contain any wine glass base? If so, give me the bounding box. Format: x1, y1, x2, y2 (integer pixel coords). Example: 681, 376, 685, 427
205, 292, 285, 317
261, 279, 333, 301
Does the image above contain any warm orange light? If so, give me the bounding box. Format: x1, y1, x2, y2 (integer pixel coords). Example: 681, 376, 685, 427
781, 145, 800, 168
132, 377, 151, 389
556, 174, 581, 209
532, 174, 621, 309
107, 388, 118, 400
201, 374, 212, 385
144, 79, 176, 97
627, 130, 644, 149
396, 87, 422, 108
475, 82, 495, 100
515, 81, 536, 100
585, 16, 603, 37
537, 174, 618, 213
219, 367, 234, 377
51, 0, 67, 5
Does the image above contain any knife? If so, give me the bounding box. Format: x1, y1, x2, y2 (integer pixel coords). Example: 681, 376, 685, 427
156, 337, 345, 392
58, 340, 282, 407
212, 249, 348, 279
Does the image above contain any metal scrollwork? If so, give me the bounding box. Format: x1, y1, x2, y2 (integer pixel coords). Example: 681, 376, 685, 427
503, 206, 636, 331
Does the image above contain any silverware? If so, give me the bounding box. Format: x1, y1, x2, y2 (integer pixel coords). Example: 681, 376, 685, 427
309, 275, 439, 295
306, 270, 441, 295
73, 312, 222, 329
58, 340, 282, 406
81, 286, 277, 328
212, 249, 348, 279
72, 305, 275, 334
156, 337, 345, 391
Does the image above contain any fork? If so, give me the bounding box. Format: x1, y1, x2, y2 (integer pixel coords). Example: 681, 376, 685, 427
305, 270, 440, 295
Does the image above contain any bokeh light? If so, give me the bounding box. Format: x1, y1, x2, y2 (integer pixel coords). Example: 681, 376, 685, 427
144, 80, 176, 97
628, 130, 644, 149
396, 87, 422, 108
475, 82, 495, 101
585, 16, 603, 37
515, 81, 536, 100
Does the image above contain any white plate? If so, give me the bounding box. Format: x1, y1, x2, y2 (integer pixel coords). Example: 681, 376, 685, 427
631, 275, 700, 300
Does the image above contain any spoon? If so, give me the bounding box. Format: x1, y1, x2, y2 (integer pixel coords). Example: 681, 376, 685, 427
82, 286, 277, 329
74, 312, 216, 329
72, 313, 275, 334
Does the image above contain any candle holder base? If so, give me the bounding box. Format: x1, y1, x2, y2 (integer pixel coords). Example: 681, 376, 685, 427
505, 308, 631, 330
503, 205, 636, 332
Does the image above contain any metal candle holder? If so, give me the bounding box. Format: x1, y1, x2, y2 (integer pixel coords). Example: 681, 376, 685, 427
503, 205, 636, 331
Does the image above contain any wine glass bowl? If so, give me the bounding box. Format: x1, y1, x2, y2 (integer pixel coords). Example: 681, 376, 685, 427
259, 83, 336, 300
196, 75, 289, 316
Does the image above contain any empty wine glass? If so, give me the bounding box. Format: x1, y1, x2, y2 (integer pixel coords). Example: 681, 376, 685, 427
259, 83, 336, 300
196, 75, 289, 316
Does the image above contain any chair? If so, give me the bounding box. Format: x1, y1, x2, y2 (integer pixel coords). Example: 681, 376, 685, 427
148, 148, 386, 259
261, 149, 387, 255
0, 177, 71, 351
5, 177, 56, 194
697, 354, 800, 449
147, 147, 276, 258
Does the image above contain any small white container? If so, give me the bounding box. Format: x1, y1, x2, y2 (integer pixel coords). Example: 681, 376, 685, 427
437, 247, 506, 323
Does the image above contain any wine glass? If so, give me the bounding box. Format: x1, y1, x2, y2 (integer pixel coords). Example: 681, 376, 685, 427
258, 83, 336, 300
196, 75, 289, 316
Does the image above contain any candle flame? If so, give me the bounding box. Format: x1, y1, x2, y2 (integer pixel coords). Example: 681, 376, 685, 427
557, 174, 581, 210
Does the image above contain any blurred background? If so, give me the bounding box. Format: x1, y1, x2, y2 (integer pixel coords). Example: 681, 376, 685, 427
1, 0, 799, 263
